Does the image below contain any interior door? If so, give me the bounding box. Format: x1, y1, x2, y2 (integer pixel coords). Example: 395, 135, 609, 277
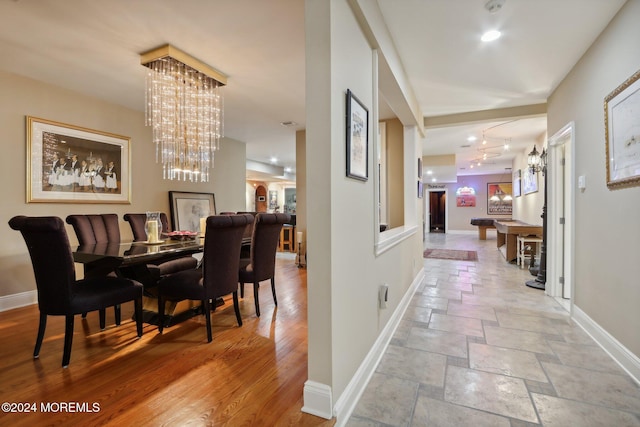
548, 123, 574, 307
429, 191, 446, 232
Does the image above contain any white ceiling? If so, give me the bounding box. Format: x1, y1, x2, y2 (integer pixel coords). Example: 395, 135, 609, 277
0, 0, 627, 181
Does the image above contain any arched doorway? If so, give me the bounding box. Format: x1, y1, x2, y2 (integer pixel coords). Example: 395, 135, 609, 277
255, 185, 267, 212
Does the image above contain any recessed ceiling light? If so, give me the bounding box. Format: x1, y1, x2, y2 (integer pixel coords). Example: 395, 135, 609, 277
467, 136, 477, 142
431, 178, 436, 182
270, 157, 277, 163
426, 170, 433, 175
285, 167, 292, 173
481, 30, 501, 42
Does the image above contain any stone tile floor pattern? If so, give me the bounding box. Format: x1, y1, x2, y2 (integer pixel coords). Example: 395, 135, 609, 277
347, 233, 640, 426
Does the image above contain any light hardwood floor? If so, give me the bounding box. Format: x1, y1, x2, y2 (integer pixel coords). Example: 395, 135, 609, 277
0, 256, 335, 426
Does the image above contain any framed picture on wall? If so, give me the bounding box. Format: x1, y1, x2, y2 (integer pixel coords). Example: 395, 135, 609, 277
269, 190, 278, 210
523, 168, 538, 195
27, 116, 131, 204
513, 169, 522, 197
604, 68, 640, 189
346, 89, 369, 181
169, 191, 216, 232
487, 182, 513, 215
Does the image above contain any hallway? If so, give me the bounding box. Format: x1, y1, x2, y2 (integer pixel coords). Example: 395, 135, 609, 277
347, 232, 640, 426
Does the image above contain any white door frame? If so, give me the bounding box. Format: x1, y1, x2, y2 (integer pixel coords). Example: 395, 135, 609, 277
425, 186, 449, 234
547, 122, 575, 310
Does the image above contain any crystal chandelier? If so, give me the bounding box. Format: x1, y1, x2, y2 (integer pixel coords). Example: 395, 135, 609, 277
141, 45, 226, 182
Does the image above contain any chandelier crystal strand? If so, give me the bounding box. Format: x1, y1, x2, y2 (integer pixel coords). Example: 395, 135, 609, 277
143, 52, 224, 182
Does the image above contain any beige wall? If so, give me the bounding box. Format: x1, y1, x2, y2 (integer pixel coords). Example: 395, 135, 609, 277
547, 0, 640, 358
383, 118, 405, 228
0, 70, 246, 300
296, 130, 307, 255
305, 0, 423, 408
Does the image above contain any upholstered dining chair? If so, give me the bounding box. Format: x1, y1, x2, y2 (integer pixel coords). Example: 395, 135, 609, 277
65, 213, 123, 328
9, 216, 143, 368
238, 213, 291, 317
235, 211, 258, 258
156, 214, 253, 342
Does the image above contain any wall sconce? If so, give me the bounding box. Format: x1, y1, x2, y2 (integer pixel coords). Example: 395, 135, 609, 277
527, 146, 547, 175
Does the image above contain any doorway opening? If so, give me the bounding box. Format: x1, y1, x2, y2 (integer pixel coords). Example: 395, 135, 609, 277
428, 190, 446, 233
255, 185, 267, 212
548, 122, 574, 312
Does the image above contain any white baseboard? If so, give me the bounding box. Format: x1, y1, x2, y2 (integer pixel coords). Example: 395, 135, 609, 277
302, 381, 333, 419
573, 305, 640, 385
332, 268, 425, 426
0, 290, 37, 312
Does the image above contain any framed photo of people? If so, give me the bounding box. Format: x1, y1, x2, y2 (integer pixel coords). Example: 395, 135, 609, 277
27, 116, 131, 204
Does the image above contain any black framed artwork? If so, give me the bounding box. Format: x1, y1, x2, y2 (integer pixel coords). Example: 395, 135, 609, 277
168, 191, 216, 232
346, 89, 369, 181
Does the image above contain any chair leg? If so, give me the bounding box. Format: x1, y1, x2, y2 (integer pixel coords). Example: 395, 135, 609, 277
114, 304, 122, 326
62, 315, 75, 368
232, 291, 242, 326
134, 297, 143, 338
81, 312, 87, 319
157, 292, 165, 334
203, 299, 212, 343
270, 277, 278, 307
33, 312, 47, 359
239, 282, 245, 299
99, 309, 106, 330
253, 282, 261, 317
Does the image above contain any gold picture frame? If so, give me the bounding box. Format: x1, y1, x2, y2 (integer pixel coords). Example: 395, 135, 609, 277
27, 116, 131, 203
605, 68, 640, 189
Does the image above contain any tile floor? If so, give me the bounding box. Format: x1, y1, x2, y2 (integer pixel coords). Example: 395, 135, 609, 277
347, 232, 640, 426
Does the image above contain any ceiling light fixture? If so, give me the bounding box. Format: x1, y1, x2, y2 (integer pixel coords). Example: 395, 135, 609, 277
141, 44, 226, 182
481, 30, 501, 42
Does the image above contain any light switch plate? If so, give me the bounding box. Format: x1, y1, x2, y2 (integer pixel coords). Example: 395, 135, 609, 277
578, 175, 586, 190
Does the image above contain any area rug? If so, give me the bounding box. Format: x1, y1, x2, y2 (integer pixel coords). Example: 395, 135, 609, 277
423, 248, 478, 261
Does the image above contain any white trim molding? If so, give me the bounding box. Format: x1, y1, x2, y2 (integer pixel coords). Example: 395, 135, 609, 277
376, 225, 418, 255
573, 305, 640, 385
332, 268, 425, 426
302, 381, 333, 419
0, 291, 37, 312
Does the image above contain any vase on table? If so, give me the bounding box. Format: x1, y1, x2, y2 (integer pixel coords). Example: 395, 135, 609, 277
145, 211, 163, 243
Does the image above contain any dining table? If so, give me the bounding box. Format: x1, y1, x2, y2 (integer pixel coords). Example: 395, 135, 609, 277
73, 237, 250, 326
